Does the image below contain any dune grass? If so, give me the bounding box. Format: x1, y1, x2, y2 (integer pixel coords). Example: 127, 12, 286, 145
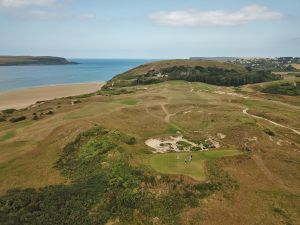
0, 131, 15, 142
150, 150, 241, 181
120, 99, 138, 105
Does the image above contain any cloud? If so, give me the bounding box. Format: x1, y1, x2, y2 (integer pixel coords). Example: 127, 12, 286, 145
79, 13, 96, 20
27, 9, 59, 19
0, 0, 57, 8
26, 9, 96, 20
149, 5, 283, 27
0, 0, 95, 21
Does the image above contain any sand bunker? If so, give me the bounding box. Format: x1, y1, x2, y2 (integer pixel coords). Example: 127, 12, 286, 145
207, 137, 220, 148
145, 135, 220, 153
217, 133, 226, 139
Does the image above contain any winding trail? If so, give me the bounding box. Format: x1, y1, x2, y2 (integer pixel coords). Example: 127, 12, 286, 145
243, 108, 300, 136
145, 103, 190, 132
160, 103, 173, 123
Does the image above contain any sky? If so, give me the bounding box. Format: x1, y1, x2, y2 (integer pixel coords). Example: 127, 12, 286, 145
0, 0, 299, 58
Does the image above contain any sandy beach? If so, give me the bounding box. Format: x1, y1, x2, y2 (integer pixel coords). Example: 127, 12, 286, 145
0, 82, 104, 110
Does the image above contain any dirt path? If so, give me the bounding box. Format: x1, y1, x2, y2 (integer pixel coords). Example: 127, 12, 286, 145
252, 155, 292, 193
160, 103, 173, 123
145, 103, 186, 132
145, 104, 164, 122
243, 108, 300, 135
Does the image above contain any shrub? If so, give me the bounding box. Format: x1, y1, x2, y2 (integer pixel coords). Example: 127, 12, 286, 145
9, 116, 26, 123
176, 141, 192, 148
2, 108, 16, 114
97, 88, 135, 96
191, 146, 202, 151
264, 128, 275, 136
261, 82, 300, 96
45, 111, 54, 115
72, 100, 81, 104
32, 115, 39, 120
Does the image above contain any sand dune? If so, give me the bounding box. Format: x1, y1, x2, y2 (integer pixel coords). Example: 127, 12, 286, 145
0, 82, 104, 110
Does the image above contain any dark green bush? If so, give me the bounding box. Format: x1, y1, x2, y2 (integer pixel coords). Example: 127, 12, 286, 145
9, 116, 26, 123
2, 108, 16, 114
97, 88, 135, 96
264, 128, 275, 136
261, 82, 300, 96
45, 111, 54, 115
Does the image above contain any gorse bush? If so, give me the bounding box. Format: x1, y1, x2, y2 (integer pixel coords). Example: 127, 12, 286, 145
2, 109, 16, 114
261, 82, 300, 96
56, 127, 136, 179
9, 116, 26, 123
0, 126, 238, 225
97, 88, 135, 96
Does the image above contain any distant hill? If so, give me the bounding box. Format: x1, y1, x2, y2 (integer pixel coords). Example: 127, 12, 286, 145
0, 56, 78, 66
105, 59, 281, 88
189, 57, 238, 62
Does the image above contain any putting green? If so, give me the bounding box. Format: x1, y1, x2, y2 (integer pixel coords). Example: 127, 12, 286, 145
150, 150, 241, 181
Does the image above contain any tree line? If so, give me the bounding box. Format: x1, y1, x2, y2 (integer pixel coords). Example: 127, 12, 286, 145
154, 66, 281, 86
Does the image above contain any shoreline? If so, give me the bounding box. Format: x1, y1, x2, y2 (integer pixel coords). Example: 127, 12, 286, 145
0, 82, 105, 110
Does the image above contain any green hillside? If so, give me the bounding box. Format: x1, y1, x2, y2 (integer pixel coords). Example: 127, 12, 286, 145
105, 59, 281, 88
0, 56, 77, 66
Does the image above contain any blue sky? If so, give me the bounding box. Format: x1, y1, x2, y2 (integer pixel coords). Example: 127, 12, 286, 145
0, 0, 299, 58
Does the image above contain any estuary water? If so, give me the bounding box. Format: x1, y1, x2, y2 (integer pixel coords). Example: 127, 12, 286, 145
0, 59, 155, 91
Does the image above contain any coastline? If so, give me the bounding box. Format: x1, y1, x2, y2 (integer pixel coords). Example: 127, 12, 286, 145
0, 82, 105, 110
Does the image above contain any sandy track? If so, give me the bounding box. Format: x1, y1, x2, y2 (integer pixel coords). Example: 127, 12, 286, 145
243, 108, 300, 135
160, 103, 173, 123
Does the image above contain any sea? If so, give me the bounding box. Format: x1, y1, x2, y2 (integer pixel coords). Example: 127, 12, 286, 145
0, 59, 156, 92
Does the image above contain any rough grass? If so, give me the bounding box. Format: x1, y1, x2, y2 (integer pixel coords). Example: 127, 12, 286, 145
0, 80, 299, 224
119, 99, 138, 105
150, 150, 241, 181
0, 131, 15, 142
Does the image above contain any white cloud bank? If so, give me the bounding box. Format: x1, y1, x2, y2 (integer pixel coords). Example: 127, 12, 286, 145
0, 0, 96, 20
27, 9, 96, 20
0, 0, 57, 8
149, 5, 283, 27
